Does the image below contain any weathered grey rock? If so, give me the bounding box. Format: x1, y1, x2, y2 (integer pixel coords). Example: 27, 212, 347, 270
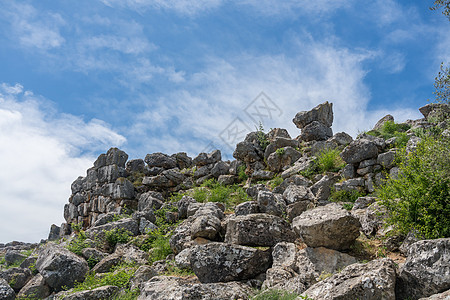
145, 152, 177, 169
193, 150, 221, 167
310, 140, 338, 155
48, 224, 61, 241
286, 201, 313, 222
111, 177, 134, 200
301, 258, 397, 300
139, 218, 158, 235
334, 177, 365, 192
283, 185, 313, 204
0, 278, 15, 300
396, 238, 450, 300
233, 141, 263, 163
373, 114, 395, 130
418, 290, 450, 300
211, 161, 229, 178
419, 103, 450, 120
172, 152, 193, 170
191, 202, 225, 220
263, 268, 316, 295
0, 267, 32, 292
246, 184, 270, 199
293, 101, 333, 129
329, 132, 353, 146
138, 191, 164, 212
4, 250, 27, 266
81, 248, 108, 264
251, 170, 275, 180
359, 203, 387, 237
225, 214, 296, 246
176, 195, 196, 219
235, 201, 260, 216
138, 276, 253, 300
267, 128, 291, 141
91, 254, 122, 274
170, 219, 193, 254
174, 248, 192, 270
264, 137, 299, 160
399, 230, 420, 256
340, 139, 379, 164
105, 147, 128, 168
143, 169, 185, 188
96, 165, 126, 184
16, 273, 51, 299
340, 163, 355, 179
292, 203, 361, 250
61, 285, 119, 300
266, 146, 302, 172
352, 196, 376, 210
257, 191, 286, 217
217, 174, 237, 185
130, 265, 158, 290
114, 244, 149, 265
87, 218, 139, 239
300, 121, 333, 141
19, 255, 37, 269
190, 215, 222, 240
377, 150, 396, 169
36, 245, 89, 291
359, 158, 377, 168
190, 243, 272, 283
281, 156, 316, 179
126, 158, 145, 173
311, 174, 340, 202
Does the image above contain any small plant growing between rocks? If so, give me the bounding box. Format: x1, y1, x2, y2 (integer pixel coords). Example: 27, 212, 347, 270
66, 230, 91, 256
268, 176, 283, 190
329, 188, 365, 203
238, 164, 248, 182
316, 148, 345, 173
275, 147, 285, 156
255, 122, 270, 151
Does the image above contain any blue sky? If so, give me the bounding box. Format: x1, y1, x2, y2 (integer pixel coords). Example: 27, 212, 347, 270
0, 0, 449, 243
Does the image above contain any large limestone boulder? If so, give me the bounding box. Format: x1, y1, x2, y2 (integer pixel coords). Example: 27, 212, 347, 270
396, 238, 450, 300
59, 285, 119, 300
340, 139, 379, 164
0, 267, 32, 292
190, 243, 272, 283
300, 121, 333, 141
138, 276, 253, 300
87, 218, 140, 240
190, 215, 222, 240
293, 101, 334, 129
301, 258, 397, 300
225, 213, 296, 246
36, 245, 89, 291
292, 203, 361, 250
0, 278, 15, 300
16, 274, 51, 299
419, 290, 450, 300
266, 147, 302, 172
257, 191, 287, 217
145, 152, 177, 169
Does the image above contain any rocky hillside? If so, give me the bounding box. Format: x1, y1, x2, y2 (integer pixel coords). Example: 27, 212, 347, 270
1, 102, 449, 300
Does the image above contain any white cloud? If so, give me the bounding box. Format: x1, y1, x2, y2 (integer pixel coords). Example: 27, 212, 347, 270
0, 84, 126, 243
99, 0, 222, 15
1, 2, 65, 50
380, 51, 406, 74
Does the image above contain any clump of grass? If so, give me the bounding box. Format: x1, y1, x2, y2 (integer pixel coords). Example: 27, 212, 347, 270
104, 228, 132, 248
66, 231, 91, 256
329, 189, 365, 203
316, 149, 345, 173
268, 176, 283, 189
252, 289, 301, 300
238, 164, 248, 182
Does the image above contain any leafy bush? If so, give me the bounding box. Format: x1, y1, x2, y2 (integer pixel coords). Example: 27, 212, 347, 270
329, 189, 365, 203
377, 135, 450, 238
105, 228, 131, 248
275, 147, 285, 156
148, 229, 173, 263
255, 122, 270, 151
71, 263, 137, 293
365, 121, 411, 148
238, 164, 248, 182
316, 149, 345, 173
66, 231, 90, 256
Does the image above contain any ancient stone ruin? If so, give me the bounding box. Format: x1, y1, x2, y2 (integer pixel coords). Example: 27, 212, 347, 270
1, 102, 449, 300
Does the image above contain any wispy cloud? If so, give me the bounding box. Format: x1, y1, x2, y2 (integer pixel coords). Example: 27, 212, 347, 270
99, 0, 223, 15
0, 2, 65, 50
0, 83, 125, 242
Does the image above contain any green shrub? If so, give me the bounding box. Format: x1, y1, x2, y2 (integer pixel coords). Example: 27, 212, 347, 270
316, 149, 345, 173
112, 289, 140, 300
377, 135, 450, 238
268, 176, 284, 189
255, 122, 270, 151
192, 187, 208, 203
71, 263, 137, 293
66, 231, 90, 256
148, 229, 173, 263
329, 189, 365, 203
365, 121, 411, 148
275, 147, 285, 156
238, 164, 248, 182
105, 228, 131, 248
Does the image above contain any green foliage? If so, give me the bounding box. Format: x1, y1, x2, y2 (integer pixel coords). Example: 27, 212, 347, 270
256, 122, 270, 151
342, 203, 354, 210
66, 231, 90, 256
164, 260, 195, 277
192, 187, 208, 203
316, 148, 345, 173
71, 263, 137, 293
87, 256, 100, 269
431, 0, 450, 20
238, 164, 248, 182
366, 121, 411, 148
268, 176, 284, 190
148, 228, 173, 263
128, 171, 145, 188
275, 147, 285, 156
329, 189, 365, 203
433, 62, 449, 104
112, 289, 140, 300
71, 222, 83, 233
252, 289, 301, 300
105, 228, 131, 248
377, 135, 450, 239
